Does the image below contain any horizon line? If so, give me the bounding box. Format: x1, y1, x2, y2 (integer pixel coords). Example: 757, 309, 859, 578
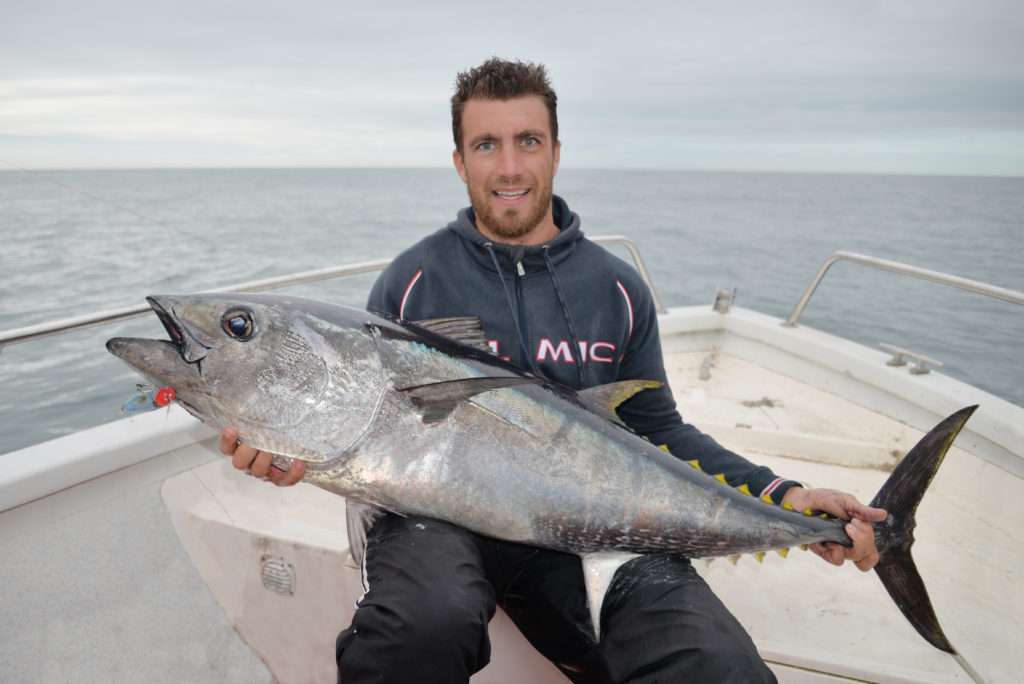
1, 163, 1021, 180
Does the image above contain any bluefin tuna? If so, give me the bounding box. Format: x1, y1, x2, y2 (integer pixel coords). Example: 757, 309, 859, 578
107, 293, 974, 654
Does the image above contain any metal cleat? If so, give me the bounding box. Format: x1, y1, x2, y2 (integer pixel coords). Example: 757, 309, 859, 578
712, 287, 736, 314
879, 343, 944, 375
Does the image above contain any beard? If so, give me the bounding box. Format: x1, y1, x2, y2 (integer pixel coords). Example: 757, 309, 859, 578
468, 178, 553, 241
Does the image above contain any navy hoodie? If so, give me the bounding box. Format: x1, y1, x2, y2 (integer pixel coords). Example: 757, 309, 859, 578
367, 196, 799, 503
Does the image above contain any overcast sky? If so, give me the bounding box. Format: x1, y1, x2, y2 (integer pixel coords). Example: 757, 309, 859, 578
2, 1, 1022, 175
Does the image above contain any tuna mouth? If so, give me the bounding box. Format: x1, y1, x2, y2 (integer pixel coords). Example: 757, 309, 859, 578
147, 297, 185, 351
146, 296, 210, 364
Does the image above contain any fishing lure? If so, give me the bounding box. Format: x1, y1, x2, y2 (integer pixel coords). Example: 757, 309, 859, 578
121, 384, 176, 415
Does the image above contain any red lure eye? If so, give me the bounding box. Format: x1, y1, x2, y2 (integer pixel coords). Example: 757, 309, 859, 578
154, 386, 176, 407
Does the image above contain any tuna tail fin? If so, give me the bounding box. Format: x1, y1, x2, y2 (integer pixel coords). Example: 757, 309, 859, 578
870, 405, 977, 654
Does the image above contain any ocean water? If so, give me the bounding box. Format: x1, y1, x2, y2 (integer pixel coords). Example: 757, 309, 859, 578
1, 168, 1021, 455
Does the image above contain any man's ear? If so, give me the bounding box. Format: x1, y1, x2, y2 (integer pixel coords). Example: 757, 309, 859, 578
452, 149, 468, 184
552, 140, 561, 178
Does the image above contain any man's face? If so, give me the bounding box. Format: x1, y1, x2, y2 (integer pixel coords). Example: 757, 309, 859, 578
453, 96, 560, 241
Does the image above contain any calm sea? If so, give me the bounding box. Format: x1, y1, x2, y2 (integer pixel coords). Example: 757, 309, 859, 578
1, 169, 1021, 455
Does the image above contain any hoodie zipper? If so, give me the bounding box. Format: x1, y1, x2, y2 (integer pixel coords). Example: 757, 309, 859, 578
514, 260, 531, 366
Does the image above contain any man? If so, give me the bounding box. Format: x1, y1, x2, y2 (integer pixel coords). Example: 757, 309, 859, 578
221, 58, 885, 683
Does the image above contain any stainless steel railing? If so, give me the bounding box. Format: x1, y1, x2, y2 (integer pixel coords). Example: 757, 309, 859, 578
0, 236, 665, 348
783, 251, 1024, 327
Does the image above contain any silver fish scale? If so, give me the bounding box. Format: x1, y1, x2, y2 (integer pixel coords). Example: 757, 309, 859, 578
469, 384, 572, 441
373, 336, 491, 389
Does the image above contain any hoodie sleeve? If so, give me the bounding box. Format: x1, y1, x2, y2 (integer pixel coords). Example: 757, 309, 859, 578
366, 270, 397, 316
367, 256, 422, 319
614, 280, 801, 504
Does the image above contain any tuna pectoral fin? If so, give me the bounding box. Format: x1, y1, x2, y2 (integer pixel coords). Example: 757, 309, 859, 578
871, 405, 977, 654
581, 552, 639, 641
399, 376, 544, 424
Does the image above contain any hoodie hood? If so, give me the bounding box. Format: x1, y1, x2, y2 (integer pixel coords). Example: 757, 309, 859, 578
446, 195, 583, 274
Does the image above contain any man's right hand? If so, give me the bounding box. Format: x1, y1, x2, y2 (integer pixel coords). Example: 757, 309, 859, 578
219, 427, 306, 486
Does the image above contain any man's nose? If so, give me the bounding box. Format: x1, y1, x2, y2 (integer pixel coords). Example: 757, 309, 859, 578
496, 144, 523, 178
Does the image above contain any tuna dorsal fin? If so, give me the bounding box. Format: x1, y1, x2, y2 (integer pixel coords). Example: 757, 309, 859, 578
577, 380, 662, 424
412, 316, 491, 352
399, 376, 544, 424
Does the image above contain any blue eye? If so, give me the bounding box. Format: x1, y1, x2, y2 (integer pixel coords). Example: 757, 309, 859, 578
222, 311, 254, 339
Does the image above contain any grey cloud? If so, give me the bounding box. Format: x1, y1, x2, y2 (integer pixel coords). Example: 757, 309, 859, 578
2, 0, 1022, 174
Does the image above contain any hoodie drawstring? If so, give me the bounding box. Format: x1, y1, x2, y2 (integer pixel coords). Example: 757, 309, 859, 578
543, 245, 588, 388
484, 243, 541, 376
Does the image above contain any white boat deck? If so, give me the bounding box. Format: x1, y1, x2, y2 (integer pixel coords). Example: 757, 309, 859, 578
671, 353, 1019, 683
1, 305, 1020, 683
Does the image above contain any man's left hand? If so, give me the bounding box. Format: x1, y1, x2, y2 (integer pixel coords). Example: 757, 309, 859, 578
780, 487, 887, 572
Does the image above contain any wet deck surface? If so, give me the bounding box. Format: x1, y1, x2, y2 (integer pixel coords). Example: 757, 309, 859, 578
0, 470, 272, 683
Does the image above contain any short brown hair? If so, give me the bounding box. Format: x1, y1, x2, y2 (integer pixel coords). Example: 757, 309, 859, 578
451, 58, 558, 153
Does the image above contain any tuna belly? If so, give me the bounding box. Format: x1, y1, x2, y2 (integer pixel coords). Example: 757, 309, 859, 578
310, 398, 540, 542
526, 475, 827, 557
314, 391, 845, 558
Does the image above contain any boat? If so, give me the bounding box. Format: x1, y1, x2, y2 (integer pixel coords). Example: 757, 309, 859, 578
1, 239, 1020, 683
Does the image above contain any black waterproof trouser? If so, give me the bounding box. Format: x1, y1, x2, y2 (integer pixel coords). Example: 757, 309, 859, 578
336, 515, 776, 684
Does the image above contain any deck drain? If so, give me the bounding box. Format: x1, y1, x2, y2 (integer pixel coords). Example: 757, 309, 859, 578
260, 555, 296, 596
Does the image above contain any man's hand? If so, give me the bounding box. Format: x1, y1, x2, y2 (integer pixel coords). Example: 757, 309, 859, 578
219, 427, 305, 486
781, 487, 887, 572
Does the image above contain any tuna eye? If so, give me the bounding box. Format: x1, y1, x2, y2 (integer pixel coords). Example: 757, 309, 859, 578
222, 311, 254, 340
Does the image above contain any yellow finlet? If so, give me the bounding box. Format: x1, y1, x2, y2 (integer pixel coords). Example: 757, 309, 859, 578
802, 507, 814, 516
714, 473, 727, 484
782, 501, 794, 511
800, 544, 809, 551
760, 494, 774, 504
727, 554, 740, 565
737, 484, 752, 496
687, 459, 702, 471
658, 443, 670, 452
777, 548, 789, 558
819, 513, 830, 519
587, 379, 663, 413
754, 551, 765, 563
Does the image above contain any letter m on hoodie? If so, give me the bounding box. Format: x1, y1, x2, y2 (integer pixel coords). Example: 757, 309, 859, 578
537, 337, 574, 363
